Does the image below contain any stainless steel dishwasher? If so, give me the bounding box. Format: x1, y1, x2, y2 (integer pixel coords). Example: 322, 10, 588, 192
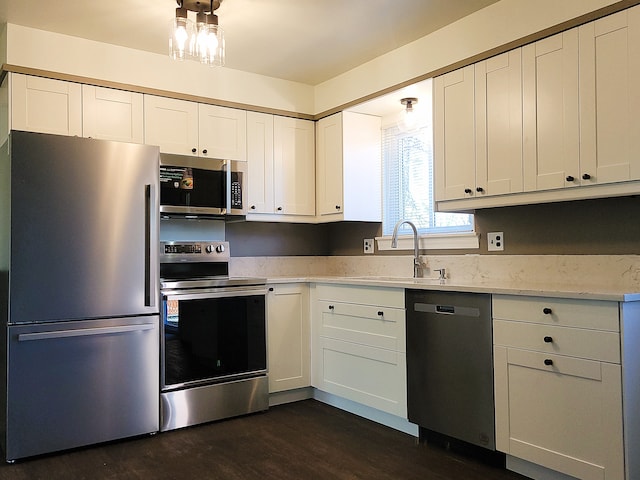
406, 290, 497, 454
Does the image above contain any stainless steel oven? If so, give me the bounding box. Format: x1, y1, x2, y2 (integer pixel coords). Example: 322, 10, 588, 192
159, 241, 268, 432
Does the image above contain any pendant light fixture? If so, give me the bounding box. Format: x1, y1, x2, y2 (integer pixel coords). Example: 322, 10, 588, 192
399, 97, 419, 132
169, 0, 225, 67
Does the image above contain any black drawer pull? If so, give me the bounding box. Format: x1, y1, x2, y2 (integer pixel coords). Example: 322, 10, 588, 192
192, 147, 197, 153
377, 311, 384, 316
328, 305, 334, 311
268, 287, 274, 292
464, 188, 472, 194
582, 173, 591, 180
543, 307, 553, 315
544, 336, 553, 343
565, 175, 575, 182
476, 186, 484, 193
544, 359, 553, 366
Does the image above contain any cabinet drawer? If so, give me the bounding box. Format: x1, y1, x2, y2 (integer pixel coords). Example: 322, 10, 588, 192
315, 284, 404, 308
316, 336, 407, 417
493, 295, 619, 331
318, 300, 405, 352
494, 319, 620, 363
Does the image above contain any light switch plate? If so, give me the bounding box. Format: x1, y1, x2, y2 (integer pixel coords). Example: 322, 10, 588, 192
487, 232, 504, 251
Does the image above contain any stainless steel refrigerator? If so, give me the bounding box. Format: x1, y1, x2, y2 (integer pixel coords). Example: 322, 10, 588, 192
0, 130, 160, 461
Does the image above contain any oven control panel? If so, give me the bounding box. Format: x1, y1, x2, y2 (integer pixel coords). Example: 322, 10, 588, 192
160, 241, 230, 263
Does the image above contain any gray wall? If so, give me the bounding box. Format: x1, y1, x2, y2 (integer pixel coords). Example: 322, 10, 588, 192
225, 196, 640, 257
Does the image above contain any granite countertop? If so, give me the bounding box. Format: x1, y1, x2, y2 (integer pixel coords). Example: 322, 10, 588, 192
266, 275, 640, 302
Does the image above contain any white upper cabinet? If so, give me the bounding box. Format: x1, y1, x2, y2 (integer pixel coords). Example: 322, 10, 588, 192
144, 95, 198, 155
579, 5, 640, 185
246, 113, 315, 219
434, 65, 476, 201
246, 111, 275, 214
475, 49, 523, 197
144, 95, 246, 160
435, 50, 523, 202
523, 29, 580, 191
11, 73, 82, 136
273, 116, 315, 216
316, 112, 344, 215
82, 85, 144, 143
198, 104, 247, 161
315, 111, 382, 222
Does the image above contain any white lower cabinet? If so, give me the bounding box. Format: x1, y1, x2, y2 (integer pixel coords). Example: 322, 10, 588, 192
493, 295, 625, 480
311, 284, 406, 418
267, 283, 310, 393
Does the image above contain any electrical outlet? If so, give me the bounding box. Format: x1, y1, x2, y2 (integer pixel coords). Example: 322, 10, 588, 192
487, 232, 504, 251
363, 238, 375, 254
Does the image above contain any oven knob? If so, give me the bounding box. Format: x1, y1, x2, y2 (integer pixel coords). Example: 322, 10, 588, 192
215, 244, 225, 254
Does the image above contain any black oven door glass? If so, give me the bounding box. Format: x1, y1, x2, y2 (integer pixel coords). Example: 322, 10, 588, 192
163, 294, 266, 388
160, 166, 226, 209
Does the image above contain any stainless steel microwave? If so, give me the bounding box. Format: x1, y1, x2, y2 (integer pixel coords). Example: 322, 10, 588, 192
159, 154, 247, 217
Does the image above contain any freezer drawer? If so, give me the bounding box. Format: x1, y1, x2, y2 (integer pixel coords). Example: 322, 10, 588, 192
4, 316, 159, 461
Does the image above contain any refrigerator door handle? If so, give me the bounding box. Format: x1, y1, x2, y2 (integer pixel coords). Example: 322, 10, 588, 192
17, 323, 156, 342
145, 183, 158, 308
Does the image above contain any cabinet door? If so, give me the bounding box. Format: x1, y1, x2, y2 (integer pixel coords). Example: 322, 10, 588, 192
434, 65, 476, 200
475, 50, 523, 196
494, 346, 624, 480
198, 104, 247, 161
316, 112, 344, 216
579, 5, 640, 184
267, 284, 310, 393
82, 85, 143, 143
523, 30, 580, 191
247, 111, 275, 214
143, 95, 198, 155
314, 337, 407, 417
11, 73, 82, 136
273, 116, 315, 215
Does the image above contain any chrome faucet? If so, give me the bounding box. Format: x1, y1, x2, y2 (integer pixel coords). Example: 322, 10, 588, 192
391, 220, 422, 278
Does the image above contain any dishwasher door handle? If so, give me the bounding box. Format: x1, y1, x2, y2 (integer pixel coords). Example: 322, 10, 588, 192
414, 302, 480, 318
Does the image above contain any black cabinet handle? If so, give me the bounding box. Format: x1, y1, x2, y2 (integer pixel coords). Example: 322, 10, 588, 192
328, 305, 334, 310
335, 205, 341, 210
192, 147, 197, 153
476, 187, 484, 193
277, 206, 283, 211
543, 307, 552, 315
544, 359, 553, 366
464, 188, 472, 194
544, 336, 553, 343
377, 311, 384, 316
566, 175, 575, 182
268, 287, 274, 292
202, 149, 208, 155
250, 205, 256, 210
582, 173, 591, 180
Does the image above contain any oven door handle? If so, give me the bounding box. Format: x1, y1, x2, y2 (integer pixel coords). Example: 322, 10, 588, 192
163, 288, 267, 301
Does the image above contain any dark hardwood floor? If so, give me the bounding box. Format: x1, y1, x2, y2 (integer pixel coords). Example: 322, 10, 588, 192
0, 400, 527, 480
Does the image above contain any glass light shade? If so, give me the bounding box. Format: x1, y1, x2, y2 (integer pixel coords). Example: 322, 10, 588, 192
396, 98, 421, 132
169, 15, 194, 60
205, 23, 225, 66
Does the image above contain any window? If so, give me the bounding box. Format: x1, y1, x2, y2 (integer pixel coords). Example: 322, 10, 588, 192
381, 87, 473, 238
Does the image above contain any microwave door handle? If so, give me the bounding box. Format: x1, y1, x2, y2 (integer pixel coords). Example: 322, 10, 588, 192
222, 160, 229, 215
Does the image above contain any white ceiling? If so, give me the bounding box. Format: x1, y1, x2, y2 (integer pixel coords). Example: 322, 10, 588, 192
0, 0, 498, 86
